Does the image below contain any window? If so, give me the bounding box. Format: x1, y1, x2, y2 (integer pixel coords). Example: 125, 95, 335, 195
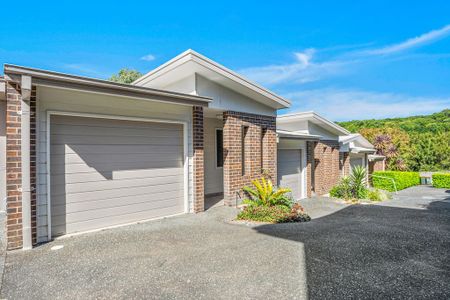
216, 129, 223, 168
241, 126, 249, 175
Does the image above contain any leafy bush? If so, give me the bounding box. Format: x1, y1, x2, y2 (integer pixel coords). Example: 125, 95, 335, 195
238, 178, 311, 223
432, 173, 450, 188
372, 171, 420, 192
367, 188, 391, 202
330, 166, 368, 200
242, 177, 292, 208
236, 203, 311, 223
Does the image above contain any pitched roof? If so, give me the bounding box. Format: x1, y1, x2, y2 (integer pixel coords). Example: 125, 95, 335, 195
133, 49, 291, 109
3, 64, 211, 107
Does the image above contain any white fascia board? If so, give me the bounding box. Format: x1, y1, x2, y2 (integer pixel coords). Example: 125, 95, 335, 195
277, 129, 322, 140
278, 111, 351, 135
133, 49, 291, 109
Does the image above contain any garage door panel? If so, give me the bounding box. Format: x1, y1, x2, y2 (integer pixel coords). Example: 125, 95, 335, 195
52, 205, 184, 237
51, 179, 183, 198
51, 135, 182, 146
51, 123, 182, 138
51, 185, 184, 206
51, 168, 183, 185
51, 144, 182, 155
51, 152, 183, 166
50, 115, 185, 236
52, 196, 184, 224
50, 161, 183, 175
51, 115, 181, 130
278, 149, 302, 200
51, 191, 183, 216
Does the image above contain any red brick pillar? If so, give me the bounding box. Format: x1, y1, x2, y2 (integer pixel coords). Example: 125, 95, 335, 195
222, 111, 276, 206
314, 140, 340, 195
342, 152, 350, 177
306, 141, 316, 197
5, 83, 37, 250
192, 106, 204, 213
5, 82, 23, 250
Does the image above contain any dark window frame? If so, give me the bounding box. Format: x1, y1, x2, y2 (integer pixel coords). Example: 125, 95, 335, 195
215, 128, 224, 168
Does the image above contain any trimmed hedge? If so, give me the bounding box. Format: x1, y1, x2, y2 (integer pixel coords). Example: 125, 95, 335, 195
372, 171, 420, 192
432, 173, 450, 188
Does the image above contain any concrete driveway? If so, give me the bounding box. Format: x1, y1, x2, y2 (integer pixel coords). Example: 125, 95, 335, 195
1, 186, 449, 299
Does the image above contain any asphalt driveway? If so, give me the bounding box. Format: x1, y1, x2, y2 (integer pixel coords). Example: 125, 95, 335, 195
2, 186, 449, 299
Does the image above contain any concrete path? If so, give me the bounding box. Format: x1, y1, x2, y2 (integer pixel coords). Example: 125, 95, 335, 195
1, 186, 449, 299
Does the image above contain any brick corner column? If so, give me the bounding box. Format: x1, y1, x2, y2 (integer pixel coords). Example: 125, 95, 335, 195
222, 111, 235, 206
342, 151, 350, 177
5, 82, 23, 250
306, 141, 316, 198
192, 106, 204, 213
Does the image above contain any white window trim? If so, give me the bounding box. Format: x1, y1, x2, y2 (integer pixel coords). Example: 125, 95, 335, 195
215, 128, 223, 169
45, 110, 189, 240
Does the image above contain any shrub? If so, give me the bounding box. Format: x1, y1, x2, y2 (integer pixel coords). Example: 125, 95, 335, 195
432, 173, 450, 188
367, 188, 391, 202
372, 171, 420, 192
350, 166, 368, 199
330, 177, 352, 199
330, 166, 368, 200
236, 203, 311, 223
242, 177, 292, 208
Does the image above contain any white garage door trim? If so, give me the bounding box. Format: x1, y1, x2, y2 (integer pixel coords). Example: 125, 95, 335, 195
46, 110, 189, 240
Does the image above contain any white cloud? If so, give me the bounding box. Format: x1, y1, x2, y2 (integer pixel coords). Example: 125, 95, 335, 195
239, 49, 353, 85
283, 88, 450, 121
240, 25, 450, 86
362, 24, 450, 55
141, 54, 156, 61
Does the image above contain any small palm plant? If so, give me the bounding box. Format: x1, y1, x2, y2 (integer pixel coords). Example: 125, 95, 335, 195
242, 177, 293, 207
349, 165, 368, 199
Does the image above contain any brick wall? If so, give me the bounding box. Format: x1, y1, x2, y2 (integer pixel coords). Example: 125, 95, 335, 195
5, 83, 37, 250
306, 141, 315, 197
6, 82, 23, 250
222, 111, 276, 206
192, 106, 204, 212
340, 151, 350, 177
369, 159, 385, 175
306, 140, 341, 197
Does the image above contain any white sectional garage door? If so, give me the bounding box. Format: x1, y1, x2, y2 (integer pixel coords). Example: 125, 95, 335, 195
50, 115, 185, 237
277, 149, 302, 200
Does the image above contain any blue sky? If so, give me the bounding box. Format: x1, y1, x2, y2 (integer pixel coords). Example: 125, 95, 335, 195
1, 1, 450, 121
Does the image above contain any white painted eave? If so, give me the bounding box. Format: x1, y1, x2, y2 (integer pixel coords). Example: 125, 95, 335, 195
368, 154, 386, 161
278, 111, 350, 136
133, 49, 291, 110
277, 129, 321, 140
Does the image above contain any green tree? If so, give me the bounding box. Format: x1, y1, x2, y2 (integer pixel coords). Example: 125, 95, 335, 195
109, 68, 143, 84
408, 132, 450, 171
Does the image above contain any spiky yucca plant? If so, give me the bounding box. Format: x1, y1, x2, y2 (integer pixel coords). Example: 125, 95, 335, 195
242, 177, 293, 207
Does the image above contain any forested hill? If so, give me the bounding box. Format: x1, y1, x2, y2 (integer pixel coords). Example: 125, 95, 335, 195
337, 109, 450, 134
336, 109, 450, 172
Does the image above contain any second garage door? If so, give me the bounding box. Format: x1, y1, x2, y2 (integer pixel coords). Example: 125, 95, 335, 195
50, 115, 185, 237
277, 149, 302, 200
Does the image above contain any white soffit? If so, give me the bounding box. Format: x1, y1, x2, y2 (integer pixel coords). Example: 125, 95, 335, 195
133, 49, 291, 110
